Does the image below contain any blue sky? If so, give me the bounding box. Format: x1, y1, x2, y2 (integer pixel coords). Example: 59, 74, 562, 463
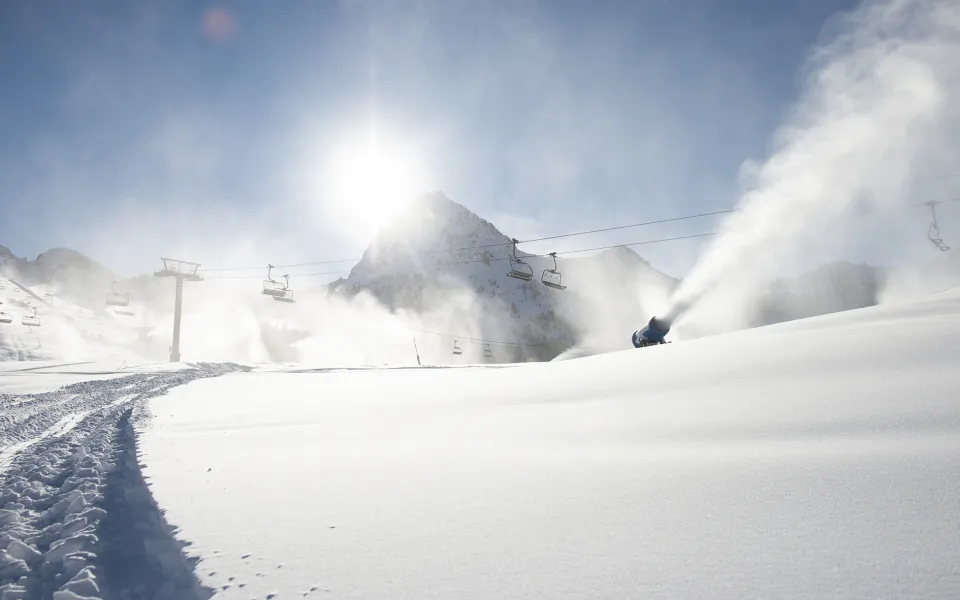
0, 0, 865, 278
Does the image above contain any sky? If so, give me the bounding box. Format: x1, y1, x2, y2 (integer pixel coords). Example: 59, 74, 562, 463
3, 0, 923, 281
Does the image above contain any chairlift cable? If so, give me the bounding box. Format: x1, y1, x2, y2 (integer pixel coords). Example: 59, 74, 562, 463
198, 208, 737, 272
202, 231, 721, 280
199, 196, 957, 277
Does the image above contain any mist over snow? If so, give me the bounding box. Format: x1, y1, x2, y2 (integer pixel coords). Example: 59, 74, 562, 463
665, 0, 960, 337
2, 195, 684, 365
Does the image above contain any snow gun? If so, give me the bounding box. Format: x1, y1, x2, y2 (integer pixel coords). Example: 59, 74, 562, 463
632, 316, 671, 348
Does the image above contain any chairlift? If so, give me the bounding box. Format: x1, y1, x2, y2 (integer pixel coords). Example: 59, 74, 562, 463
452, 340, 463, 355
105, 281, 131, 307
926, 202, 950, 251
262, 265, 296, 303
506, 238, 533, 281
114, 306, 136, 316
0, 311, 12, 324
541, 252, 566, 290
483, 343, 493, 359
21, 308, 40, 328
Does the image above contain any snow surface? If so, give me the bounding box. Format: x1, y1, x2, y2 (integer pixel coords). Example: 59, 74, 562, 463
138, 288, 960, 599
0, 363, 247, 599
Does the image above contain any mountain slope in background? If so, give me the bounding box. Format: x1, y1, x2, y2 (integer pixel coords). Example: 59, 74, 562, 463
3, 192, 956, 363
329, 192, 678, 360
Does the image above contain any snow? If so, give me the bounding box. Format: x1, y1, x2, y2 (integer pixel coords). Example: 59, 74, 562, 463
0, 277, 149, 367
0, 361, 188, 396
136, 288, 960, 599
0, 363, 247, 599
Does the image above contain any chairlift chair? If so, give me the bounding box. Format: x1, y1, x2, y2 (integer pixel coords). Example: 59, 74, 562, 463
21, 308, 40, 328
114, 306, 136, 316
0, 311, 12, 324
452, 340, 463, 355
261, 265, 296, 303
506, 238, 533, 281
926, 202, 950, 251
105, 281, 131, 307
541, 252, 566, 290
483, 343, 493, 359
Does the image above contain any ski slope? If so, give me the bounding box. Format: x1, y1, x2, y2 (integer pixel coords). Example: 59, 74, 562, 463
137, 288, 960, 599
0, 363, 247, 600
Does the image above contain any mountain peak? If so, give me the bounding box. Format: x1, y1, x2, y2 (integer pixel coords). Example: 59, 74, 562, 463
350, 191, 512, 278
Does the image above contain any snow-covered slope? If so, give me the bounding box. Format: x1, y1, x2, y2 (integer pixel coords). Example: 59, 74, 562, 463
0, 276, 151, 364
139, 287, 960, 599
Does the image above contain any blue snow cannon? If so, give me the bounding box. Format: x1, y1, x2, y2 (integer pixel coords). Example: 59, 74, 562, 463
632, 316, 671, 348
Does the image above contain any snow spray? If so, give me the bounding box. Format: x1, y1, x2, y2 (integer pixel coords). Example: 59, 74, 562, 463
664, 0, 960, 326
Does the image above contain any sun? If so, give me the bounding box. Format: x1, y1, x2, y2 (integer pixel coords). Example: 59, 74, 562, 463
327, 129, 426, 240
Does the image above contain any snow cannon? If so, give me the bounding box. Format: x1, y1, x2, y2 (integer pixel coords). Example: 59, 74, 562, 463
632, 316, 671, 348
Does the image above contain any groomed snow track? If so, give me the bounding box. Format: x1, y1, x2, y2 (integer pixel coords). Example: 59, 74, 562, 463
0, 363, 248, 600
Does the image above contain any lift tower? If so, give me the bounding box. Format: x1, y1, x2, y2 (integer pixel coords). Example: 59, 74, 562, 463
154, 257, 203, 362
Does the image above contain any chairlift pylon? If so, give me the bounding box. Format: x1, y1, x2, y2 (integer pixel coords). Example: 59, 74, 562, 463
541, 252, 566, 290
262, 264, 296, 303
452, 340, 463, 355
506, 238, 533, 281
105, 281, 131, 307
926, 202, 950, 251
21, 307, 41, 328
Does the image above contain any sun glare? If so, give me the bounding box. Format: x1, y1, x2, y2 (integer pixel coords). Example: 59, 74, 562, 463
327, 129, 426, 240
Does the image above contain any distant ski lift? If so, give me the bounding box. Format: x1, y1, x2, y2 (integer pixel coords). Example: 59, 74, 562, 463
22, 308, 40, 328
452, 340, 463, 355
483, 343, 493, 359
926, 202, 950, 251
0, 311, 12, 324
506, 238, 533, 281
262, 264, 296, 304
114, 306, 136, 316
105, 281, 130, 307
541, 252, 566, 290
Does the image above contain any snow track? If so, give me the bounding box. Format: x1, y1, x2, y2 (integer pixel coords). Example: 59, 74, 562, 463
0, 363, 247, 600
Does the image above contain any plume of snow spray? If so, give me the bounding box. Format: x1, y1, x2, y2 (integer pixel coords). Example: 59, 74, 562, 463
665, 0, 960, 327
